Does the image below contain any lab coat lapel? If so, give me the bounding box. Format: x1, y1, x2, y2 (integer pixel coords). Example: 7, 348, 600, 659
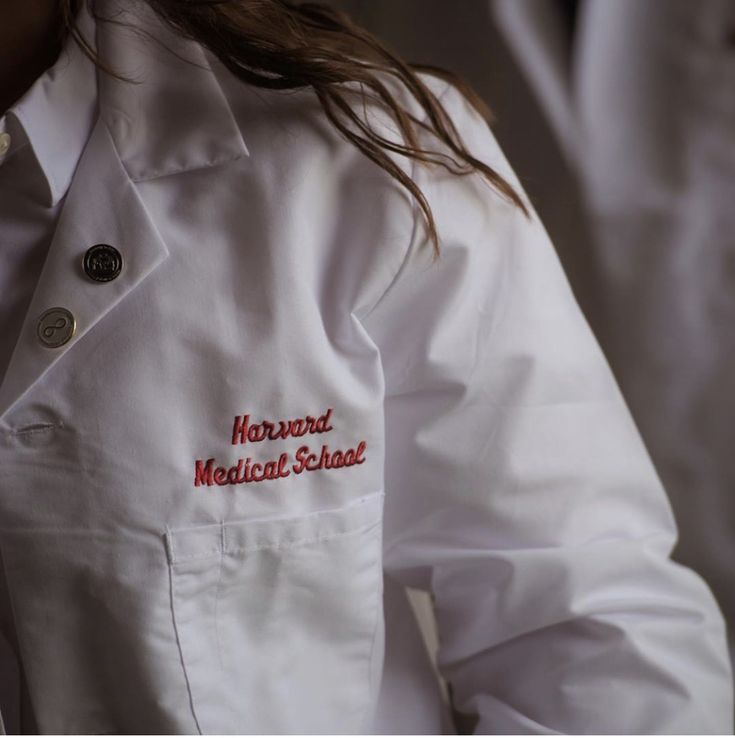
0, 117, 169, 420
0, 0, 251, 421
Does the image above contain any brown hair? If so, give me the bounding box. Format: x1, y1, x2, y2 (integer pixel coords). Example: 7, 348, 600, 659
61, 0, 529, 261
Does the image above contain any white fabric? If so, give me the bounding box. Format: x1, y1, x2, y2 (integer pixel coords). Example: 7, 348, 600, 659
0, 6, 97, 733
0, 0, 731, 733
493, 0, 735, 683
0, 2, 97, 386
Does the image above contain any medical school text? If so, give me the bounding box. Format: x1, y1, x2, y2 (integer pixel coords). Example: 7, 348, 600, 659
194, 441, 368, 487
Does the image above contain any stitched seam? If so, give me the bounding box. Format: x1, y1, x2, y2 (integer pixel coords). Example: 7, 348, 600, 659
167, 551, 203, 734
168, 490, 383, 536
225, 518, 381, 555
10, 422, 64, 437
356, 522, 385, 732
171, 547, 221, 563
170, 518, 381, 564
214, 521, 226, 670
357, 78, 454, 323
163, 527, 176, 565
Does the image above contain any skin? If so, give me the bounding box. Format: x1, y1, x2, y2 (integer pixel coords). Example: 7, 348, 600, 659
0, 0, 63, 115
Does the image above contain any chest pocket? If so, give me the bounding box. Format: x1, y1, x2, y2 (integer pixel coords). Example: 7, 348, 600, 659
163, 491, 384, 734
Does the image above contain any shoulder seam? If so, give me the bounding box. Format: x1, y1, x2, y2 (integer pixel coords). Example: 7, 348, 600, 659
357, 78, 455, 323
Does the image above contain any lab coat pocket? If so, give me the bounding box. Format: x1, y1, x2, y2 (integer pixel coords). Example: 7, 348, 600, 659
163, 491, 385, 735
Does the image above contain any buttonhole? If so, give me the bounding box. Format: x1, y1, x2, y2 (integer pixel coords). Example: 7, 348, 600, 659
11, 422, 64, 437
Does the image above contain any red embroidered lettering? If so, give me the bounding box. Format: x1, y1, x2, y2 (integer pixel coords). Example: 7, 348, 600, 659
231, 408, 335, 445
277, 452, 291, 478
293, 445, 318, 474
291, 440, 367, 475
271, 420, 289, 441
201, 408, 361, 488
291, 418, 309, 437
318, 443, 332, 469
227, 459, 244, 484
248, 425, 267, 443
262, 459, 278, 480
195, 458, 215, 486
315, 408, 334, 433
231, 415, 249, 445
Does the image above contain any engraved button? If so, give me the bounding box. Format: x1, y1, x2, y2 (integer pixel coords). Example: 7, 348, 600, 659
37, 308, 76, 348
83, 243, 123, 283
0, 132, 10, 156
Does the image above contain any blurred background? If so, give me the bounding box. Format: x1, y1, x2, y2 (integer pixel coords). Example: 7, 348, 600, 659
328, 0, 735, 707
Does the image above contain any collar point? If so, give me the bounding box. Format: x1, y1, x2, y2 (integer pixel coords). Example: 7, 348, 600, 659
46, 179, 64, 209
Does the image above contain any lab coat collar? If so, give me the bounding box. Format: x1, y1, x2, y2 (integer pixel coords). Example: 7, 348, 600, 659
0, 0, 253, 421
95, 0, 250, 182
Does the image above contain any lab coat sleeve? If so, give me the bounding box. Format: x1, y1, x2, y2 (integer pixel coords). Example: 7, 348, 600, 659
357, 80, 734, 734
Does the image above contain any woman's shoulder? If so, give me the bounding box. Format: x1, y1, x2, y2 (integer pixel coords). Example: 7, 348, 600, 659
205, 50, 453, 173
204, 51, 524, 222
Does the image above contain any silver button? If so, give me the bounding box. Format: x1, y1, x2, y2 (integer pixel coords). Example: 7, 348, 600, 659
0, 132, 10, 156
37, 307, 76, 348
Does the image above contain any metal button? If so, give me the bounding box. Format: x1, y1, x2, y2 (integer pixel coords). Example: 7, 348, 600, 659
0, 132, 10, 156
37, 307, 76, 348
83, 244, 123, 283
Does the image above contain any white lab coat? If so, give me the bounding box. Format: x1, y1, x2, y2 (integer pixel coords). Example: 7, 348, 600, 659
0, 0, 731, 733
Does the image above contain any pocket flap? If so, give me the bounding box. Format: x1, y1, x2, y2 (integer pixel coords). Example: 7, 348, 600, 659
164, 491, 384, 564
